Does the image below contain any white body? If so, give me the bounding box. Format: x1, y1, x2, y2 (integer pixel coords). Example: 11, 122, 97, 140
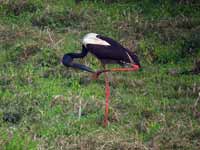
82, 33, 110, 47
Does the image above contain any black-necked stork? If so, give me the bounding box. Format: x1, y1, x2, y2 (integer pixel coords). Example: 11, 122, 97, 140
62, 33, 141, 126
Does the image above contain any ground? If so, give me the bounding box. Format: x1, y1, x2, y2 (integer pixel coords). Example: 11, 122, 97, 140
0, 0, 200, 149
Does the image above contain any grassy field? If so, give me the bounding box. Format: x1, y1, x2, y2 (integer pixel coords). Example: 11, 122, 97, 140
0, 0, 200, 149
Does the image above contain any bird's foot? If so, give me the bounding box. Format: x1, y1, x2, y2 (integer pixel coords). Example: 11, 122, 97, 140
131, 64, 140, 71
91, 73, 98, 80
91, 70, 103, 80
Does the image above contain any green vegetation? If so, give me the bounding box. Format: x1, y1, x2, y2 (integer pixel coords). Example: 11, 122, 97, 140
0, 0, 200, 149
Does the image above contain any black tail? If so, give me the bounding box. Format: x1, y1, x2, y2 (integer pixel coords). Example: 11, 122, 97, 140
129, 51, 141, 68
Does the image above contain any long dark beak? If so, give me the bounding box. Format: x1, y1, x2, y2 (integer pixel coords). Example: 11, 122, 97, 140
62, 54, 94, 73
70, 63, 95, 73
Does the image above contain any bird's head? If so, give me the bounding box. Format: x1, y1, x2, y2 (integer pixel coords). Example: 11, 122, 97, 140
62, 54, 94, 73
62, 54, 73, 67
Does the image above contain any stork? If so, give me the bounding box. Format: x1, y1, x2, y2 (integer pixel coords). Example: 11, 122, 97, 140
62, 33, 141, 126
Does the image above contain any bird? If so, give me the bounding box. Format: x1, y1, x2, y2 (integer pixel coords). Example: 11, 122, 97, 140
62, 33, 141, 127
62, 33, 141, 76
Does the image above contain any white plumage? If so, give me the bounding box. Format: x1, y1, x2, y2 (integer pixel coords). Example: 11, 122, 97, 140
82, 33, 110, 47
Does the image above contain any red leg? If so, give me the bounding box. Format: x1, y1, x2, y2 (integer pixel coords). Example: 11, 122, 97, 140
103, 67, 110, 127
110, 64, 140, 72
93, 64, 140, 79
91, 64, 139, 127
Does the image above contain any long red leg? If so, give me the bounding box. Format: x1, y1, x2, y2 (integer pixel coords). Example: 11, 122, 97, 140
91, 64, 139, 127
103, 71, 110, 127
94, 64, 140, 79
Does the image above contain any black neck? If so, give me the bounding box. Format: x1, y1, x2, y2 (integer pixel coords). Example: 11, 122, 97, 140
68, 45, 88, 59
62, 45, 94, 73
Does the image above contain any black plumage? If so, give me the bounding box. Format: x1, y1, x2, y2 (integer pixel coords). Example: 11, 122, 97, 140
62, 33, 141, 72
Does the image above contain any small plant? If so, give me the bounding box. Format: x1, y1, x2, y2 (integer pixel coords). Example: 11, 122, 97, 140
1, 131, 37, 150
2, 0, 43, 16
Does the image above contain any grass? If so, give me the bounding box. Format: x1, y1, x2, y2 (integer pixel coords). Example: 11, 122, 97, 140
0, 0, 200, 149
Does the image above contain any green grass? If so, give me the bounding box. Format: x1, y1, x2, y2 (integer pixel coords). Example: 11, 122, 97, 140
0, 0, 200, 149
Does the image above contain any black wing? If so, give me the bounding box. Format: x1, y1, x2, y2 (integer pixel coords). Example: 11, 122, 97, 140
97, 35, 125, 49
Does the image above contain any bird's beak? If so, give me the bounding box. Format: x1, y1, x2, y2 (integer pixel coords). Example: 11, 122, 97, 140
70, 63, 95, 73
62, 54, 94, 73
